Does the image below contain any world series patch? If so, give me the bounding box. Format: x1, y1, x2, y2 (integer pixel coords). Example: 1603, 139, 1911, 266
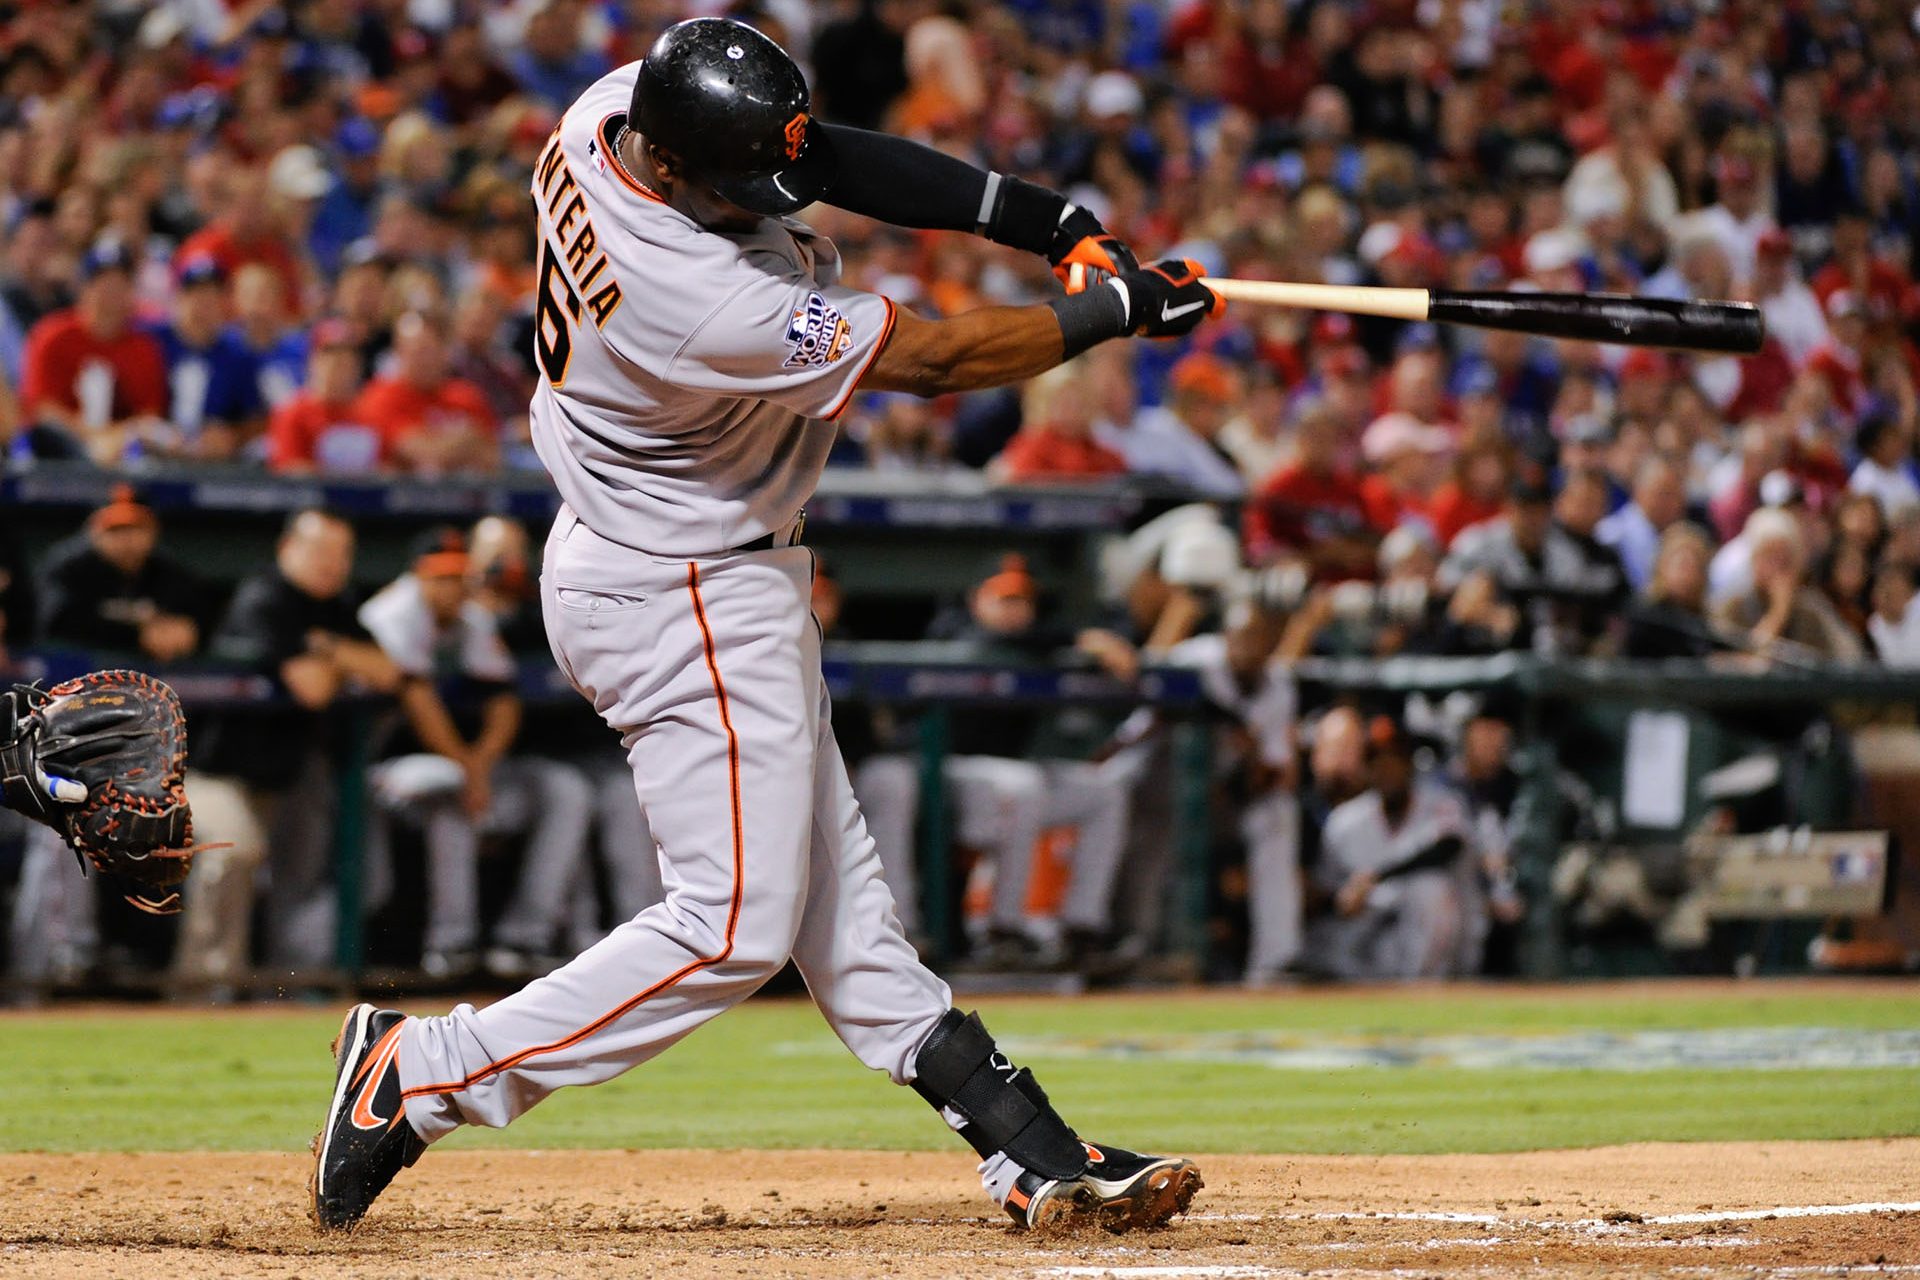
784, 292, 853, 368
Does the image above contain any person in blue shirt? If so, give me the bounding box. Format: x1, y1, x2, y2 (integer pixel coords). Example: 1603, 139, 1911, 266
309, 118, 382, 276
228, 262, 309, 411
147, 256, 263, 459
505, 1, 611, 111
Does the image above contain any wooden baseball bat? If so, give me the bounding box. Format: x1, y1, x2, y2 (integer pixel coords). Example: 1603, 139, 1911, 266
1202, 279, 1765, 355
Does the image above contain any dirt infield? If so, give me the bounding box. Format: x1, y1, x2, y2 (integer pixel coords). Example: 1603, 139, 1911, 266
2, 1141, 1916, 1278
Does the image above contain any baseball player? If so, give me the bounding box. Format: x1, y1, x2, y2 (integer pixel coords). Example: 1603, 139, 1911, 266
1306, 716, 1476, 980
314, 18, 1215, 1233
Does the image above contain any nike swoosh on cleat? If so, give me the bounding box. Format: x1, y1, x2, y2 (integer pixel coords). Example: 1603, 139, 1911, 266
349, 1025, 403, 1130
1160, 299, 1205, 322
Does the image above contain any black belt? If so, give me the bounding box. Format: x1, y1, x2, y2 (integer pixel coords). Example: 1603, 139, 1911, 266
728, 511, 806, 554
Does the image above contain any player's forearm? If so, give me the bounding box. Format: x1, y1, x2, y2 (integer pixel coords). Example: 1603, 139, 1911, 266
862, 304, 1066, 396
399, 681, 476, 760
471, 693, 521, 764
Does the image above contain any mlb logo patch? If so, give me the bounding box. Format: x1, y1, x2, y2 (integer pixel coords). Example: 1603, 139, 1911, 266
587, 137, 607, 174
784, 291, 853, 368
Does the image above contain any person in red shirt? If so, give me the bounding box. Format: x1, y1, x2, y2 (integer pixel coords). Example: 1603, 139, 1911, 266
1806, 290, 1869, 418
20, 242, 169, 464
269, 319, 380, 473
1428, 438, 1515, 548
1243, 401, 1376, 579
991, 362, 1128, 483
1810, 209, 1912, 322
174, 160, 306, 316
352, 311, 498, 474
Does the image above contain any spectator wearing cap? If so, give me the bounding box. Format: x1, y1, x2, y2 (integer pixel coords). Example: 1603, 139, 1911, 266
506, 0, 612, 111
1456, 329, 1558, 444
1615, 349, 1675, 423
1598, 455, 1689, 591
1556, 414, 1627, 509
146, 256, 264, 460
1358, 411, 1451, 534
174, 162, 305, 317
1304, 714, 1479, 980
1696, 134, 1779, 283
309, 119, 383, 275
1752, 228, 1829, 369
268, 318, 379, 473
1102, 352, 1246, 499
1849, 413, 1920, 517
1811, 208, 1911, 321
992, 360, 1129, 484
359, 530, 593, 978
352, 310, 498, 474
36, 487, 208, 664
1711, 507, 1865, 663
19, 243, 168, 463
1244, 401, 1374, 579
1806, 289, 1870, 417
176, 511, 402, 991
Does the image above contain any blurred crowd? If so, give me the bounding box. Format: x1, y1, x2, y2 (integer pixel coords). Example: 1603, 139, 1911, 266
6, 0, 1920, 990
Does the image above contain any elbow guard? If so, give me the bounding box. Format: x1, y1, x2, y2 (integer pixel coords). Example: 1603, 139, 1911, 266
910, 1009, 1091, 1180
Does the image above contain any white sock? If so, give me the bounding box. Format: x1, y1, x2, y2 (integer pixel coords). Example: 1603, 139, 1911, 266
978, 1150, 1024, 1207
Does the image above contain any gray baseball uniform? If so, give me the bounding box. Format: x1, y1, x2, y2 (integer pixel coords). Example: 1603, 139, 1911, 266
395, 64, 949, 1140
1308, 777, 1473, 980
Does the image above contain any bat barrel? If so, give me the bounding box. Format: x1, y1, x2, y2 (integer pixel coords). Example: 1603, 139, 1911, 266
1426, 290, 1765, 355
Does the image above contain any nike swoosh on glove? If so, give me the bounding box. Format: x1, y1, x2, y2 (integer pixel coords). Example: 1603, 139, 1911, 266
1105, 258, 1222, 338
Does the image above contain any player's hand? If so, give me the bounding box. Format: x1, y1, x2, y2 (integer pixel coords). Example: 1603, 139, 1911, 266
1335, 870, 1378, 917
1049, 205, 1140, 294
1106, 258, 1221, 338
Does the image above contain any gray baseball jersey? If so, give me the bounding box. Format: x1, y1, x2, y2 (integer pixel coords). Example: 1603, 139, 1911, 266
526, 64, 898, 557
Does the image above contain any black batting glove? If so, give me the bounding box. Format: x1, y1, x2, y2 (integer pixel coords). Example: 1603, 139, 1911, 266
1049, 205, 1141, 294
1108, 258, 1222, 338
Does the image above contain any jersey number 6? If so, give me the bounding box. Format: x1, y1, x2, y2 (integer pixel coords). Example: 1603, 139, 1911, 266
536, 238, 583, 386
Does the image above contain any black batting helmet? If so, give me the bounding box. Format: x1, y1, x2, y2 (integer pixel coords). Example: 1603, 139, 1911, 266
629, 18, 837, 217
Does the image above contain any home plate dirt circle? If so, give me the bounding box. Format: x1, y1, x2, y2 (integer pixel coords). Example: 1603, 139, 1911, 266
3, 1140, 1916, 1278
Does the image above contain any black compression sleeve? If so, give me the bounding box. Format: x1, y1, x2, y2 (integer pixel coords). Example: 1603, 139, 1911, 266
818, 124, 990, 232
817, 125, 1067, 253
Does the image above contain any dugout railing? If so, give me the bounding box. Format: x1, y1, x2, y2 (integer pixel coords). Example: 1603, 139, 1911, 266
12, 647, 1919, 989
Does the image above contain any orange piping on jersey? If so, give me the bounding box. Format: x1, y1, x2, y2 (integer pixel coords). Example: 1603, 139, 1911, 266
399, 563, 744, 1102
825, 297, 899, 423
598, 113, 666, 204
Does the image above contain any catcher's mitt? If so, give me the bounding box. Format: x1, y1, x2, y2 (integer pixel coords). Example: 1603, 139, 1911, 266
0, 670, 198, 914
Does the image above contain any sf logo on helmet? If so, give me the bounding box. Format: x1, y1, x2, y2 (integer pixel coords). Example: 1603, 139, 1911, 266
783, 113, 807, 162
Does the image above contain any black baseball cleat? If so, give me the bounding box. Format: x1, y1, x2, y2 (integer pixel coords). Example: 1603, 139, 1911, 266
1003, 1141, 1203, 1232
311, 1003, 427, 1230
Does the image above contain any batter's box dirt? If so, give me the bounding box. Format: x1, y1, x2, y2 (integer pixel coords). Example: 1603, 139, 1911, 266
2, 1141, 1916, 1278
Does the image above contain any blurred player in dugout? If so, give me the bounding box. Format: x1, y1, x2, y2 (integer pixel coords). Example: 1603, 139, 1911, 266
855, 555, 1139, 965
358, 529, 591, 980
177, 510, 400, 993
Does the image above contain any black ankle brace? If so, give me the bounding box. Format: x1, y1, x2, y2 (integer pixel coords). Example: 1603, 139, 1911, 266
910, 1009, 1090, 1181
